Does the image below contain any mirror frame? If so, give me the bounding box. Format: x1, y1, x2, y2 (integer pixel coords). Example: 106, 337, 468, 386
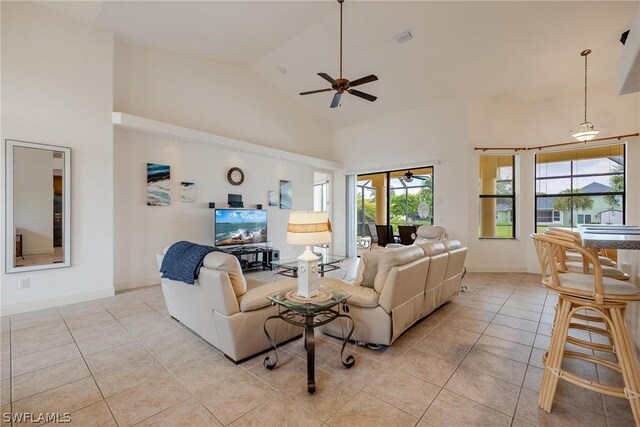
5, 139, 71, 273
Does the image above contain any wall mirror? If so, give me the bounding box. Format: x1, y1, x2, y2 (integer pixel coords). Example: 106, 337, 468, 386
5, 139, 71, 273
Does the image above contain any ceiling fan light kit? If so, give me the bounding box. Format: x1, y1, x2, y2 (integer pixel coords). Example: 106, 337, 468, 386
299, 0, 378, 108
404, 170, 414, 183
570, 49, 600, 142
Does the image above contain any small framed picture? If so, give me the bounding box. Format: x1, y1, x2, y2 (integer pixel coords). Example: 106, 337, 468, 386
268, 190, 278, 207
279, 180, 292, 209
180, 182, 195, 203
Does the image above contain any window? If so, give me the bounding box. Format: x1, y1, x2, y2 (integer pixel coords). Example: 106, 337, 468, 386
388, 168, 433, 230
535, 144, 625, 231
479, 155, 515, 238
577, 214, 592, 224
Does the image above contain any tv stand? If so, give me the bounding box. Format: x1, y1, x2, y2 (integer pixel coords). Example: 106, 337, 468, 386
220, 246, 275, 272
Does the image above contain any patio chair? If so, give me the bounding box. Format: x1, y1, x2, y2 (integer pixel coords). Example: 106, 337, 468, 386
375, 224, 393, 247
398, 225, 417, 245
367, 223, 379, 245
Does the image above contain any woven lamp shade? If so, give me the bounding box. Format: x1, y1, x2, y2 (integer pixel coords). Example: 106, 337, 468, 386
286, 211, 332, 246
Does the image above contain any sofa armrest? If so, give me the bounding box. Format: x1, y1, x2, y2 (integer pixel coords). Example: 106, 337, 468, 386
197, 268, 241, 316
238, 278, 297, 312
319, 278, 380, 308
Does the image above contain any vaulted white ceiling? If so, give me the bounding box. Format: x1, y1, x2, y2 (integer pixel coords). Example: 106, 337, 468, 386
41, 1, 638, 128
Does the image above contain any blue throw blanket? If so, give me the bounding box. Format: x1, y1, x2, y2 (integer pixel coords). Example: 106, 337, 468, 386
160, 241, 221, 285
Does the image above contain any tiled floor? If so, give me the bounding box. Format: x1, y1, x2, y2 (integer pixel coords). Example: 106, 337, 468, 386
0, 271, 636, 426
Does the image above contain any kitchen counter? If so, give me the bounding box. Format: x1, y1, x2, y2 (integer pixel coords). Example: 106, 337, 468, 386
579, 225, 640, 250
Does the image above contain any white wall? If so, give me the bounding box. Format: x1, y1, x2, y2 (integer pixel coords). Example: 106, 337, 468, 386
333, 98, 470, 258
334, 85, 640, 273
114, 128, 315, 290
1, 1, 114, 314
113, 42, 333, 290
13, 147, 54, 255
114, 42, 334, 161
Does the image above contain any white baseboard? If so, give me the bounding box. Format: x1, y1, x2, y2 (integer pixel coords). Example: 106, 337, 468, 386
1, 287, 115, 316
465, 265, 531, 273
115, 277, 160, 292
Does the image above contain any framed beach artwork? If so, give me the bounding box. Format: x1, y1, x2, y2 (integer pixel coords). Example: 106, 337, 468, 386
147, 163, 171, 206
180, 182, 195, 203
279, 180, 292, 209
268, 190, 278, 207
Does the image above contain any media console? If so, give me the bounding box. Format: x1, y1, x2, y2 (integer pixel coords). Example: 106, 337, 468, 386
219, 246, 278, 272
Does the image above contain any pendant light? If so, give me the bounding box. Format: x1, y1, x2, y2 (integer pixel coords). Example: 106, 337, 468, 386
571, 49, 600, 142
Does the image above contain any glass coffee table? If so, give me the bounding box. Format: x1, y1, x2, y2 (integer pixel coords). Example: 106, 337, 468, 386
271, 254, 346, 278
263, 286, 355, 394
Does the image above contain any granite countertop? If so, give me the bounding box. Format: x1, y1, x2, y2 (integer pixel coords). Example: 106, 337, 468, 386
579, 225, 640, 250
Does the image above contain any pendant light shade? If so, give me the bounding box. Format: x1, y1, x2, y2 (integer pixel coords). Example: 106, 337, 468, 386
571, 49, 600, 142
571, 121, 600, 142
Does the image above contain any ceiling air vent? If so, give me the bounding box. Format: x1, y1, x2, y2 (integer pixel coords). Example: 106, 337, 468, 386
394, 31, 413, 44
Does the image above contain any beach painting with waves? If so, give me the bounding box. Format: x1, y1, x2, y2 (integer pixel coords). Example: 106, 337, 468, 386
180, 182, 195, 203
147, 163, 171, 206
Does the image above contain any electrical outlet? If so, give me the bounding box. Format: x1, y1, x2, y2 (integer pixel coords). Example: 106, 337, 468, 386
18, 278, 30, 289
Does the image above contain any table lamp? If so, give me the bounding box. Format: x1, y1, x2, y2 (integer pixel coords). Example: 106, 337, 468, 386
286, 211, 332, 298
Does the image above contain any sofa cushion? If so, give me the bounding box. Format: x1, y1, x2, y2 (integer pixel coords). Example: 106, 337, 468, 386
203, 252, 247, 297
416, 241, 446, 257
374, 246, 425, 293
443, 240, 462, 251
320, 278, 380, 308
238, 278, 297, 312
558, 273, 639, 296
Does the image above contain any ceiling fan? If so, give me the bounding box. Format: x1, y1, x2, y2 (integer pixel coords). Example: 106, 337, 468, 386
402, 170, 430, 183
299, 0, 378, 108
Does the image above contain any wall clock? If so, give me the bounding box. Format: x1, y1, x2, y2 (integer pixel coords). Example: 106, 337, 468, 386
227, 167, 245, 186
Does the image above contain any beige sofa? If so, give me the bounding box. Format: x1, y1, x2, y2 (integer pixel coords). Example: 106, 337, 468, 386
319, 240, 467, 346
157, 249, 302, 363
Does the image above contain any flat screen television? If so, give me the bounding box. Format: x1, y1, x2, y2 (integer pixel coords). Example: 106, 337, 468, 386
214, 209, 268, 246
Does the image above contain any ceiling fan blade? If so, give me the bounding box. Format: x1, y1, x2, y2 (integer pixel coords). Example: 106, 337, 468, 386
299, 88, 333, 96
348, 89, 377, 102
318, 72, 339, 86
348, 74, 378, 87
330, 92, 342, 108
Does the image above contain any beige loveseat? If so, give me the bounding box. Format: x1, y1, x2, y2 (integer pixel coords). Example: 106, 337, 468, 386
319, 241, 467, 346
157, 249, 301, 363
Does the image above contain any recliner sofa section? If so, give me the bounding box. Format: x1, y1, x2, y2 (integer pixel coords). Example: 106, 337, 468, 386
157, 249, 302, 363
319, 240, 468, 346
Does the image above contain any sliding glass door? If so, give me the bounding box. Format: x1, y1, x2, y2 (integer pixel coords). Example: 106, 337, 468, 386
389, 168, 433, 229
356, 166, 434, 241
356, 172, 387, 239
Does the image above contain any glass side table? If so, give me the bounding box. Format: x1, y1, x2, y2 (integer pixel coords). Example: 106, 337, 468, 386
271, 254, 347, 279
263, 286, 355, 394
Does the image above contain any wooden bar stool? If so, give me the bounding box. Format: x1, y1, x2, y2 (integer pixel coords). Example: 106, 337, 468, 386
544, 228, 630, 280
531, 233, 640, 425
547, 227, 618, 267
